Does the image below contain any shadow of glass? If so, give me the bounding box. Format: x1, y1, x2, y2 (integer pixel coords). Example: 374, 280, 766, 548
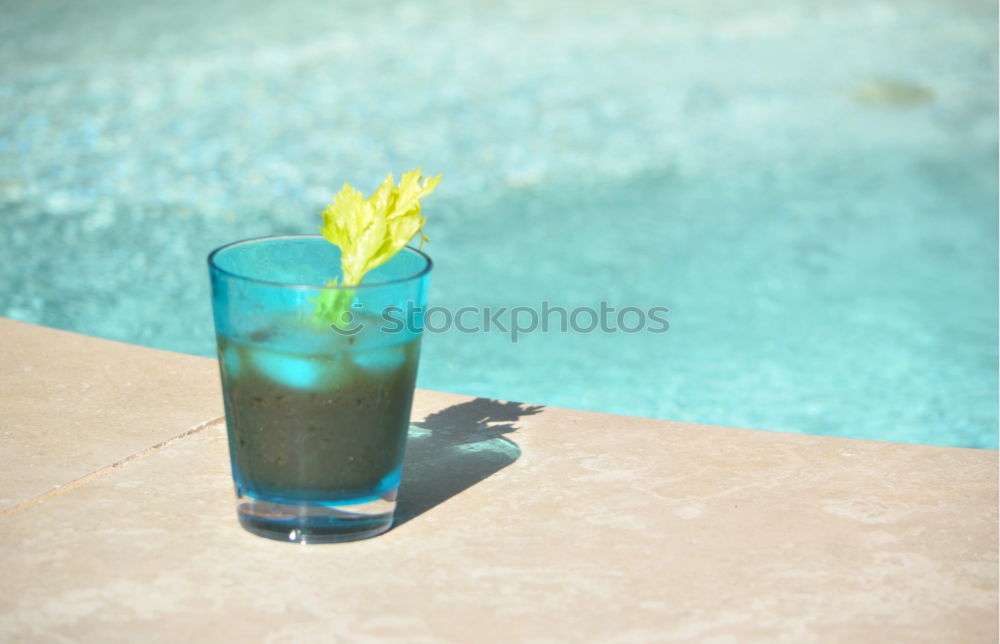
394, 398, 544, 527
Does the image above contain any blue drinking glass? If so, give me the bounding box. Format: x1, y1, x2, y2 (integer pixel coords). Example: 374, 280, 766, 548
208, 235, 431, 543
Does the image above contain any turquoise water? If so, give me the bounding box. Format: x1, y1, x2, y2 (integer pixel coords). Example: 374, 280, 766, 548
1, 1, 996, 447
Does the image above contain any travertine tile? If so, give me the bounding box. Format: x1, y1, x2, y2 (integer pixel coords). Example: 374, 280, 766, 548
0, 318, 223, 511
0, 393, 995, 642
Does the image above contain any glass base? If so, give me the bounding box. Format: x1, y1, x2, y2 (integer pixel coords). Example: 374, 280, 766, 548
235, 494, 397, 544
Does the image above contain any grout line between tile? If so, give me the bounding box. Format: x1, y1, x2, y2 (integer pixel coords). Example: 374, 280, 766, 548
0, 415, 226, 520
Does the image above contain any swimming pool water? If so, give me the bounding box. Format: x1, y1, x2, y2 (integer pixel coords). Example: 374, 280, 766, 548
1, 0, 996, 447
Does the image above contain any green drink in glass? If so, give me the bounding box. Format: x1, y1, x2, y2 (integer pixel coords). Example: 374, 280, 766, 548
208, 170, 438, 543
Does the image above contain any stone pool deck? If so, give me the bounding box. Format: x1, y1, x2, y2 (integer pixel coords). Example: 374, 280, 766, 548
0, 317, 996, 642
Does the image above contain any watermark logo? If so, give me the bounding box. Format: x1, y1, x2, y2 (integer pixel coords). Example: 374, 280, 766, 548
333, 301, 670, 343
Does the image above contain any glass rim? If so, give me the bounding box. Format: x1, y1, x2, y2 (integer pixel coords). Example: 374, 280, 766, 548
207, 234, 433, 290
